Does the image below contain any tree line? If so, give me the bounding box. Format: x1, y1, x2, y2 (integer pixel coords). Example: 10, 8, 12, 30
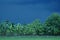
0, 13, 60, 36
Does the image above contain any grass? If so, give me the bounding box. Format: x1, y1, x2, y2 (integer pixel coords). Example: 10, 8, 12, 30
0, 36, 60, 40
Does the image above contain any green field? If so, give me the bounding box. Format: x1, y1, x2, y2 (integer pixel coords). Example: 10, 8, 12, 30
0, 36, 60, 40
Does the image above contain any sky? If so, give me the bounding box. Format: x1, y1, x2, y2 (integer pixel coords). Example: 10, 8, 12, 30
0, 0, 60, 24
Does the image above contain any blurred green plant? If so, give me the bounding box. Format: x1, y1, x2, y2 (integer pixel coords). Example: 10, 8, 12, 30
0, 13, 60, 36
45, 13, 60, 35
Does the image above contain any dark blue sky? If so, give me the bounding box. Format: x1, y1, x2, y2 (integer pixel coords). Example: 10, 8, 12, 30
0, 0, 60, 24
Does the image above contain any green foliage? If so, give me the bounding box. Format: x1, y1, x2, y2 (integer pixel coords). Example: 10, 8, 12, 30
15, 23, 24, 35
0, 20, 13, 36
23, 24, 36, 35
0, 13, 60, 36
45, 13, 60, 35
31, 19, 44, 35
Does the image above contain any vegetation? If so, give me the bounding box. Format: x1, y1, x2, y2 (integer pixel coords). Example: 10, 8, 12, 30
0, 13, 60, 36
44, 13, 60, 35
0, 36, 60, 40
